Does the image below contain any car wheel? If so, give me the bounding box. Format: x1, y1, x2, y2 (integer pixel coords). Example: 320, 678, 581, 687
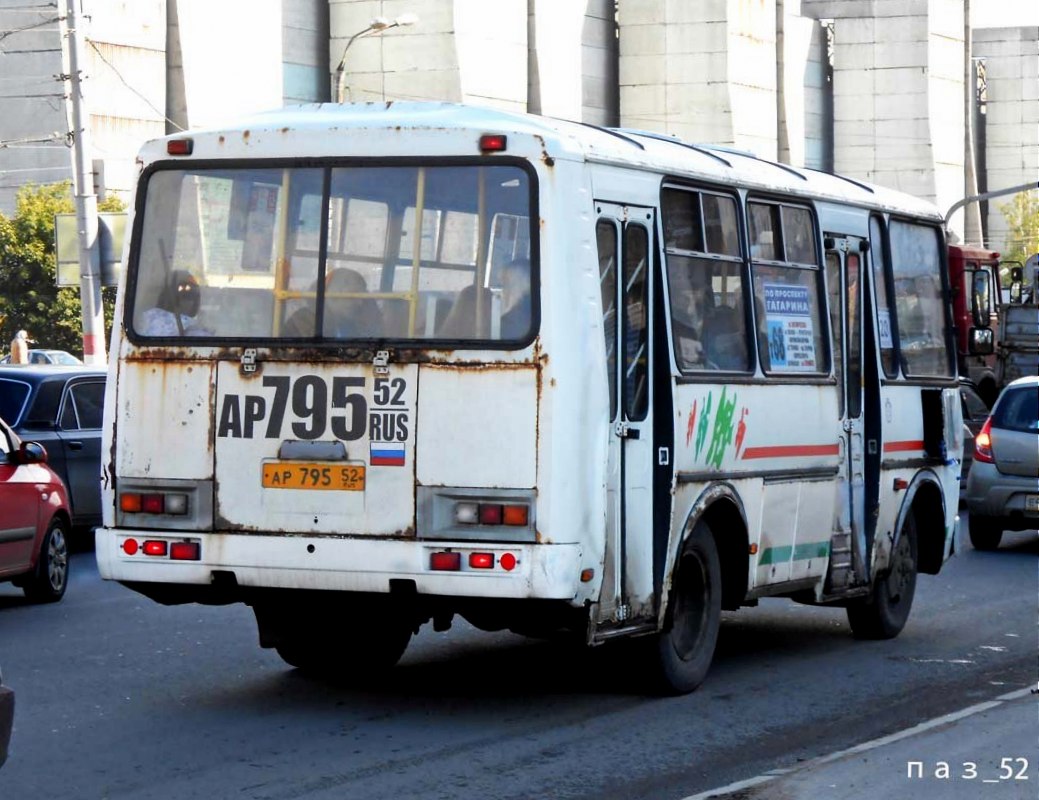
847, 511, 918, 640
968, 516, 1003, 551
23, 517, 70, 603
652, 519, 722, 695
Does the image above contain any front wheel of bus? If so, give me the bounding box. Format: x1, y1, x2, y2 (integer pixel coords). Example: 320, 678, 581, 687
846, 513, 918, 640
654, 520, 722, 695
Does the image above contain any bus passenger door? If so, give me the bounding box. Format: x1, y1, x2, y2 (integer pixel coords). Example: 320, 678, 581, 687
595, 204, 657, 625
825, 235, 872, 588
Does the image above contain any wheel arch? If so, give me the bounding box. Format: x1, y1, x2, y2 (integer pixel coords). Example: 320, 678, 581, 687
662, 483, 749, 623
890, 471, 947, 576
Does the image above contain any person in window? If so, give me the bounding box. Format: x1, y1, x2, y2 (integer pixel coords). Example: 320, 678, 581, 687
138, 271, 210, 336
499, 257, 531, 339
323, 268, 382, 338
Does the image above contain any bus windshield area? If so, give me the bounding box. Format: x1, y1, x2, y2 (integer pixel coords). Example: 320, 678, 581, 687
129, 164, 534, 344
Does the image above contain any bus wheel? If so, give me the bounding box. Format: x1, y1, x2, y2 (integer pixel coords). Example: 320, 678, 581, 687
847, 513, 918, 639
654, 520, 722, 694
275, 618, 412, 677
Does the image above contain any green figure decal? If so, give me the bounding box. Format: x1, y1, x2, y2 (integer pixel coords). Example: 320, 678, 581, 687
694, 391, 713, 460
705, 387, 738, 469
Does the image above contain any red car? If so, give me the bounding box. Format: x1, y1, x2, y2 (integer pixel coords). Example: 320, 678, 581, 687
0, 415, 71, 603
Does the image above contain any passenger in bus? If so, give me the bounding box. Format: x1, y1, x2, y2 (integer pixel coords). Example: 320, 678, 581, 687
137, 270, 211, 336
323, 267, 382, 338
499, 257, 531, 339
439, 284, 490, 338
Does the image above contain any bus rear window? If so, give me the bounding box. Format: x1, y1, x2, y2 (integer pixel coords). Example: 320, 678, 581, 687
129, 164, 535, 345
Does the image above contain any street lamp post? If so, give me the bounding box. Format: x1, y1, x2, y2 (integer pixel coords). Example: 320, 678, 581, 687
332, 13, 418, 103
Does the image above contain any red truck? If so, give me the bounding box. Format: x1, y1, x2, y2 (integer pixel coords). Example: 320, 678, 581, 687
947, 243, 1002, 406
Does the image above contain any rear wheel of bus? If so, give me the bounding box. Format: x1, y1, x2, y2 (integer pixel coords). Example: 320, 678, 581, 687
654, 520, 722, 694
255, 598, 413, 678
846, 512, 918, 639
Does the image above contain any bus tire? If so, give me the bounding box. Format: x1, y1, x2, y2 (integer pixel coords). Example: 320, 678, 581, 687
275, 618, 412, 677
847, 512, 918, 640
654, 520, 722, 695
23, 517, 69, 604
968, 516, 1003, 551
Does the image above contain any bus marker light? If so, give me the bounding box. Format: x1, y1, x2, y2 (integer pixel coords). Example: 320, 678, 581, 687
479, 134, 507, 153
580, 568, 594, 582
143, 540, 168, 557
170, 542, 201, 561
167, 138, 193, 155
430, 551, 461, 571
502, 504, 528, 526
469, 552, 494, 569
479, 504, 503, 525
749, 543, 759, 555
122, 538, 139, 556
142, 494, 165, 514
120, 493, 142, 512
499, 552, 517, 571
892, 478, 909, 491
455, 502, 479, 524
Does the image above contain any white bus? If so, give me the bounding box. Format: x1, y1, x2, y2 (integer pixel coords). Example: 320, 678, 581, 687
97, 103, 962, 693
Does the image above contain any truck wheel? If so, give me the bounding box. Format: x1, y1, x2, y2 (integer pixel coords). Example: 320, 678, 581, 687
653, 519, 722, 694
847, 512, 917, 639
23, 518, 69, 603
968, 516, 1003, 551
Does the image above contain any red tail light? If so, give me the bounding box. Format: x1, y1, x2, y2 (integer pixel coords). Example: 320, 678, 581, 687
974, 417, 994, 463
170, 541, 200, 561
143, 540, 168, 556
468, 552, 494, 569
478, 504, 503, 525
430, 551, 461, 571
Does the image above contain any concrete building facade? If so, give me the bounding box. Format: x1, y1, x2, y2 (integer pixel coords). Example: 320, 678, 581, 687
0, 0, 1034, 252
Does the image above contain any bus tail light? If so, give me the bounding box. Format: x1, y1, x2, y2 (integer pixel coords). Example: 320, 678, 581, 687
120, 491, 190, 516
120, 493, 142, 512
170, 541, 201, 561
502, 505, 528, 526
122, 538, 139, 555
499, 553, 517, 571
468, 552, 494, 569
478, 504, 503, 525
974, 418, 994, 463
143, 540, 168, 556
454, 502, 479, 524
167, 138, 193, 155
431, 551, 461, 571
142, 494, 164, 514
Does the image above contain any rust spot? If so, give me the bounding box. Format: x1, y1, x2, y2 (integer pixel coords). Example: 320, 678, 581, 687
280, 127, 289, 133
242, 130, 250, 141
533, 134, 554, 167
218, 135, 225, 145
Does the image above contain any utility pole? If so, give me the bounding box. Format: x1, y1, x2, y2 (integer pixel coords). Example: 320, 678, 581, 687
61, 0, 106, 365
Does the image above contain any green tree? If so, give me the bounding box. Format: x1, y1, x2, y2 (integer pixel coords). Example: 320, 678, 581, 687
0, 182, 125, 359
997, 189, 1039, 281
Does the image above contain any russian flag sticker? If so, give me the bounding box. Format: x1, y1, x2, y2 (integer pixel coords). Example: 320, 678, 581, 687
370, 442, 406, 467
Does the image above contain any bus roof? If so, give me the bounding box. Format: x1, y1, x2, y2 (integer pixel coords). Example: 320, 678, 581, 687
148, 101, 943, 222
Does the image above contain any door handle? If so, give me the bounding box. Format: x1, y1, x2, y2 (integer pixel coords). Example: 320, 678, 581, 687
67, 441, 84, 450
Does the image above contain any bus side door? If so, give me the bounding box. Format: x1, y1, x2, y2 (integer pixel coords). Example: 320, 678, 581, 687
825, 235, 876, 586
595, 203, 657, 624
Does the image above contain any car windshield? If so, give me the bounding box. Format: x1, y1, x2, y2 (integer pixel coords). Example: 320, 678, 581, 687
993, 386, 1039, 433
0, 379, 31, 426
130, 163, 535, 345
48, 351, 82, 365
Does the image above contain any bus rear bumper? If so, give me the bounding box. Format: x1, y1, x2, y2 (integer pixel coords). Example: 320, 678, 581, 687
94, 528, 583, 601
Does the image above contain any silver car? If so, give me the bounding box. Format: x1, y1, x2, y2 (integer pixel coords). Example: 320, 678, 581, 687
964, 376, 1039, 550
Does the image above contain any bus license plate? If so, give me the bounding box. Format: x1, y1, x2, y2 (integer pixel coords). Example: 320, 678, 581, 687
1026, 495, 1039, 513
261, 462, 366, 491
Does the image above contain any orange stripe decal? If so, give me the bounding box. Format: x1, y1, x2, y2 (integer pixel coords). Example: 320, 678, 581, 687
883, 440, 925, 453
741, 444, 840, 459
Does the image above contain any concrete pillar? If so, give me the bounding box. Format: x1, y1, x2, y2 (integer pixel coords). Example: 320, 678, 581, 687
778, 0, 827, 169
973, 27, 1039, 252
804, 0, 966, 235
330, 0, 527, 110
619, 0, 779, 158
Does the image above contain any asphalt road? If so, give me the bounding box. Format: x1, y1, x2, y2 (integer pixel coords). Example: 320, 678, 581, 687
1, 515, 1035, 800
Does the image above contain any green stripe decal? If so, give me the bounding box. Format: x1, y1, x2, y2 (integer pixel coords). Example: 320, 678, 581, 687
758, 542, 830, 565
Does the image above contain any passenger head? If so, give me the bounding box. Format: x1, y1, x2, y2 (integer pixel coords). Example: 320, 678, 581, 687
158, 270, 201, 317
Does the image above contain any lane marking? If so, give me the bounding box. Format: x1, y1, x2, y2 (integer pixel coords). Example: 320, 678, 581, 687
681, 685, 1036, 800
